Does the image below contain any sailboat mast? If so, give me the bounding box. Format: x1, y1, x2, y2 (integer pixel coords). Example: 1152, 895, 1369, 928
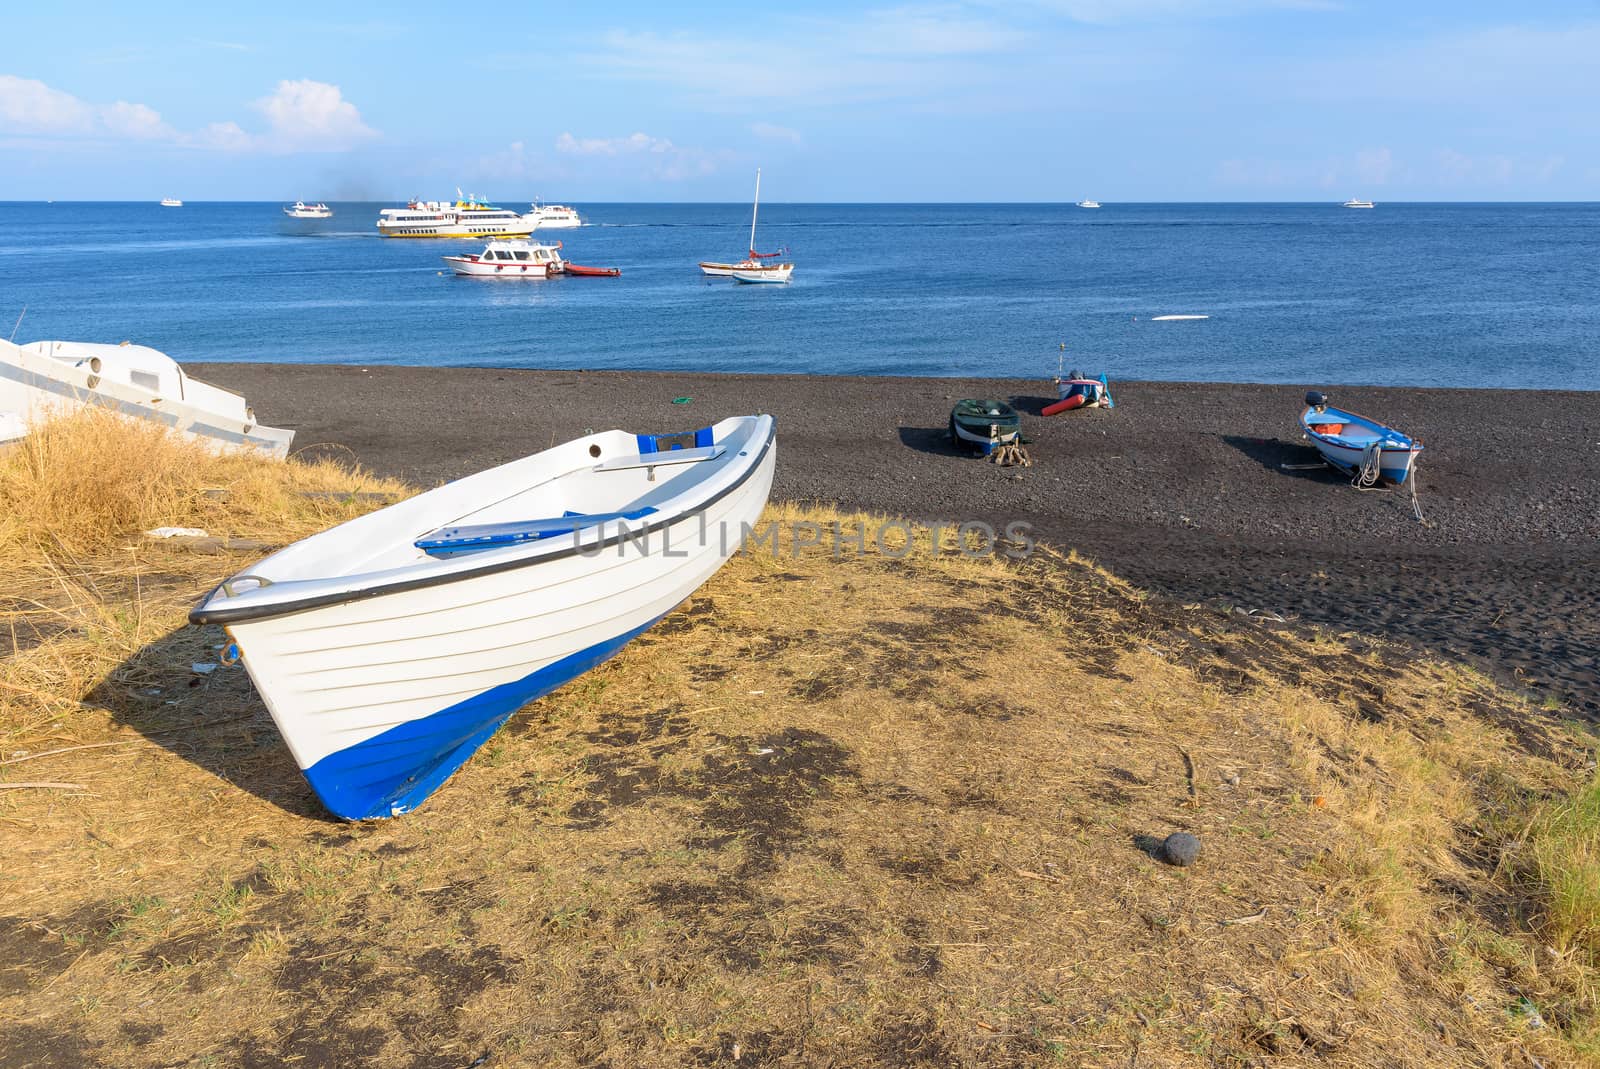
749, 168, 761, 256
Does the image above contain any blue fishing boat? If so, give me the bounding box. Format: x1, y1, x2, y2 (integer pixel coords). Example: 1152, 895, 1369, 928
1300, 391, 1422, 485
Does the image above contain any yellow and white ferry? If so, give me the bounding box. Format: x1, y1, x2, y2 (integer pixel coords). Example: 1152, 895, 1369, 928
375, 192, 539, 239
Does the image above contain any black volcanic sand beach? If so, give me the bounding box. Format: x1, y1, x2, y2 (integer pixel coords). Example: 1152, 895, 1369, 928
192, 363, 1600, 718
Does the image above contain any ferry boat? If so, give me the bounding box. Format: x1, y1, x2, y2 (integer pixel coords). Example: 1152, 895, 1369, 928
1076, 199, 1101, 209
1342, 198, 1375, 209
442, 239, 565, 277
377, 193, 538, 238
159, 197, 182, 208
283, 201, 333, 219
531, 200, 582, 228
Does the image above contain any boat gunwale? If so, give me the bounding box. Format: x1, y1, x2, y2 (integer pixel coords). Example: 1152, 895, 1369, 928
189, 419, 776, 627
1299, 404, 1422, 453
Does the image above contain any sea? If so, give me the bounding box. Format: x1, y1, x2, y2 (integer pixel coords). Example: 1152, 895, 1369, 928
2, 201, 1597, 390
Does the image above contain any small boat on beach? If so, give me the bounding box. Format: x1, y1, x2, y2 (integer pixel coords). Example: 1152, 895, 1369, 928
159, 197, 182, 208
1342, 198, 1375, 209
442, 239, 565, 278
1044, 371, 1112, 415
950, 399, 1021, 455
563, 263, 621, 277
702, 168, 794, 283
0, 337, 293, 458
190, 415, 777, 820
283, 201, 333, 219
1300, 391, 1421, 484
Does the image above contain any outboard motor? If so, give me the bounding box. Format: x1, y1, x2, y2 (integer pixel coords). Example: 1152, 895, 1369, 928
1305, 390, 1328, 410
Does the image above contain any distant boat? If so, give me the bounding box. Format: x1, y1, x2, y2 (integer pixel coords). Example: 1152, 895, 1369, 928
377, 192, 538, 238
1342, 198, 1375, 209
1150, 314, 1209, 321
1076, 199, 1102, 209
702, 168, 794, 283
283, 201, 333, 219
159, 197, 182, 208
0, 338, 292, 458
442, 239, 565, 278
189, 414, 777, 820
530, 200, 582, 228
1300, 391, 1421, 484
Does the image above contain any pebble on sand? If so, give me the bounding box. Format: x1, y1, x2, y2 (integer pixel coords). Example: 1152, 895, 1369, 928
1163, 832, 1201, 867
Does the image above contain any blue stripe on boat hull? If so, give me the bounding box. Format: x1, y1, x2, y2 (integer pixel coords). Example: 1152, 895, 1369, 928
302, 613, 665, 820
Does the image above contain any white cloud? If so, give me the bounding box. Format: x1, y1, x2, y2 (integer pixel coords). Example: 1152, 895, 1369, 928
253, 79, 376, 149
100, 100, 174, 140
0, 75, 95, 134
1029, 0, 1340, 22
0, 74, 376, 155
555, 131, 721, 180
751, 122, 803, 145
198, 120, 254, 152
556, 131, 676, 156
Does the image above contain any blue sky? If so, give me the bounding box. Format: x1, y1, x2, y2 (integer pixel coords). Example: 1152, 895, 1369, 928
2, 1, 1595, 201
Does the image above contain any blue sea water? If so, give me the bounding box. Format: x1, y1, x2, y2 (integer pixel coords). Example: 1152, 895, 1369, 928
1, 201, 1597, 389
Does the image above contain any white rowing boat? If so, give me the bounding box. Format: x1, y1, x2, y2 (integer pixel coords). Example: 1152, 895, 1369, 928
190, 415, 777, 820
0, 337, 293, 458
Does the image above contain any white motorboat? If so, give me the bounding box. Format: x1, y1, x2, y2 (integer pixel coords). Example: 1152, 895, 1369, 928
731, 263, 795, 284
190, 415, 777, 820
530, 200, 582, 228
1342, 198, 1375, 209
1076, 199, 1101, 208
702, 168, 793, 283
283, 201, 333, 219
0, 338, 293, 458
377, 192, 538, 238
442, 239, 565, 278
159, 198, 183, 208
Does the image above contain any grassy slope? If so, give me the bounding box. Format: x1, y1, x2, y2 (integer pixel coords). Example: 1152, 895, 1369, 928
1, 413, 1596, 1068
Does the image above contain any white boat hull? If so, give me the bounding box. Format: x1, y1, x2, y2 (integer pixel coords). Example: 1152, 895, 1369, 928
699, 262, 736, 276
0, 338, 293, 458
443, 257, 557, 278
191, 417, 776, 820
731, 264, 794, 284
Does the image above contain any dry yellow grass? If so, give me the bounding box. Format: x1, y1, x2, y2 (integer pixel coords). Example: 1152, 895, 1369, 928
1, 416, 1597, 1067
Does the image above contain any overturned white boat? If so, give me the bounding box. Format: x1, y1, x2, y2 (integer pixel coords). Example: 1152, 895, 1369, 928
190, 415, 777, 820
0, 338, 293, 458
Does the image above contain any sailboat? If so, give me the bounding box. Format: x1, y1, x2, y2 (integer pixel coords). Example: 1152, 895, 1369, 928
700, 169, 794, 283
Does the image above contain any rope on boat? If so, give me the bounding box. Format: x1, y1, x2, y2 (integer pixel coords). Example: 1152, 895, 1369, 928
989, 441, 1032, 467
1350, 440, 1427, 524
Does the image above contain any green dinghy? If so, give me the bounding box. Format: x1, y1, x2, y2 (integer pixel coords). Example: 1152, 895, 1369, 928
949, 399, 1021, 455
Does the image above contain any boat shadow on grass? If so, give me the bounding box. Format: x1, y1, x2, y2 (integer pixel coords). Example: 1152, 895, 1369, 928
88, 623, 343, 824
1221, 434, 1348, 484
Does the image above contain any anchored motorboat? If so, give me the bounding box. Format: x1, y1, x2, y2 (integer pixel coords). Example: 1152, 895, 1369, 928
442, 239, 565, 278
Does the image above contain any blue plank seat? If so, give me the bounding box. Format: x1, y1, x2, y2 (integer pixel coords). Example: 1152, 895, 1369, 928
416, 507, 658, 557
